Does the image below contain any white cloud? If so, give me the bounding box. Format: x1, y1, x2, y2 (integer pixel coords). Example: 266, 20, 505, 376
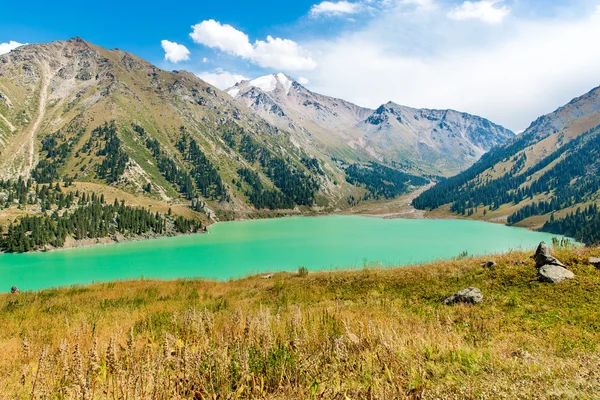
0, 41, 26, 55
190, 20, 316, 71
310, 1, 362, 17
202, 57, 208, 63
161, 40, 190, 63
298, 77, 310, 84
197, 70, 248, 89
302, 3, 600, 131
253, 36, 317, 70
448, 1, 510, 24
190, 20, 253, 58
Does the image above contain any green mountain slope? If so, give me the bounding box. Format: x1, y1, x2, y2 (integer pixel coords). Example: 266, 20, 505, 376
413, 85, 600, 243
0, 38, 368, 220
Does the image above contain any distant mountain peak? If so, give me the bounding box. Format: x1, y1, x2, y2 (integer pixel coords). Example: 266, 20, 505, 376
225, 70, 513, 176
228, 73, 297, 98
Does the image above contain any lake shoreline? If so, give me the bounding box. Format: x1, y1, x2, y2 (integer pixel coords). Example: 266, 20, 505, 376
0, 215, 568, 292
0, 207, 546, 255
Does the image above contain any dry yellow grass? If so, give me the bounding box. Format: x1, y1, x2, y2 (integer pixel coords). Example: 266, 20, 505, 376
1, 245, 599, 398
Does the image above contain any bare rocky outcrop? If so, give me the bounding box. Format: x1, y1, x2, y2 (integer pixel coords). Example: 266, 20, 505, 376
227, 74, 513, 177
533, 242, 573, 283
443, 287, 483, 305
538, 265, 575, 283
533, 242, 566, 269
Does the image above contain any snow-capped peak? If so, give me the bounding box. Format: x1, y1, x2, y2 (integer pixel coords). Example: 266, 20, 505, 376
246, 73, 295, 95
276, 73, 294, 95
226, 73, 300, 98
227, 87, 240, 97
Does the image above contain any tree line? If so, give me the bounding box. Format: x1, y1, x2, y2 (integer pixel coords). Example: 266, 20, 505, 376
344, 162, 428, 200
542, 204, 600, 246
0, 180, 202, 253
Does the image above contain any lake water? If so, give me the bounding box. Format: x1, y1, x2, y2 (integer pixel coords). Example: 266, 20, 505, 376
0, 216, 566, 291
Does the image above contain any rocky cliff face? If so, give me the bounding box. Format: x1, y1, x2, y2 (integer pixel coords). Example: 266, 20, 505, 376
357, 102, 514, 175
228, 74, 514, 176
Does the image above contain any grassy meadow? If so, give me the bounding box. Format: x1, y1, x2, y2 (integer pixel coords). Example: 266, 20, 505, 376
1, 246, 600, 399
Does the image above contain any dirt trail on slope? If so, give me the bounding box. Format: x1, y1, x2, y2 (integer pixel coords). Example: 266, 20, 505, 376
0, 62, 49, 180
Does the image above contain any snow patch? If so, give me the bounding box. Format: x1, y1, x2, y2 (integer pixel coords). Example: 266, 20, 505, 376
227, 88, 240, 98
277, 72, 293, 95
250, 75, 278, 92
248, 73, 295, 95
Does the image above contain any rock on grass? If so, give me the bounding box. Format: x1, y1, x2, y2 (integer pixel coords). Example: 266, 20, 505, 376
443, 287, 483, 305
538, 265, 575, 283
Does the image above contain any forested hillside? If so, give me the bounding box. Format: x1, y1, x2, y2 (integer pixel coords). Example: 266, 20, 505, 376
0, 38, 433, 231
413, 85, 600, 244
0, 178, 201, 252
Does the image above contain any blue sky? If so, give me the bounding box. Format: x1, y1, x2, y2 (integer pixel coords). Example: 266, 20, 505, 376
2, 0, 600, 131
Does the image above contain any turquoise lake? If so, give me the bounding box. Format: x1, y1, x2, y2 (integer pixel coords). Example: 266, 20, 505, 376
0, 216, 566, 291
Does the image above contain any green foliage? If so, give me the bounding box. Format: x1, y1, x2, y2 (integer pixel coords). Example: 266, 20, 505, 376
221, 124, 319, 208
413, 124, 600, 244
94, 122, 129, 183
32, 123, 85, 183
135, 125, 196, 200
0, 182, 201, 253
345, 162, 428, 199
297, 266, 309, 277
237, 168, 293, 210
177, 130, 228, 201
262, 156, 317, 206
543, 204, 600, 245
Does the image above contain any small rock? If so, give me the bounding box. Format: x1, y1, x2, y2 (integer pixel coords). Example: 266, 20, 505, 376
512, 350, 535, 361
481, 260, 497, 268
443, 287, 483, 305
10, 286, 19, 294
261, 274, 274, 279
532, 242, 566, 269
538, 265, 574, 283
589, 257, 600, 269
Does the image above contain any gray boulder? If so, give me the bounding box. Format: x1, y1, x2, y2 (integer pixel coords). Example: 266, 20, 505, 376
538, 265, 575, 283
589, 257, 600, 269
443, 287, 483, 305
533, 242, 566, 269
10, 286, 19, 294
481, 260, 497, 268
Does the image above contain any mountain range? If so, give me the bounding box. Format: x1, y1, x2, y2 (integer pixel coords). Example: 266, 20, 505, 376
0, 37, 600, 245
0, 38, 514, 221
227, 73, 514, 176
414, 85, 600, 242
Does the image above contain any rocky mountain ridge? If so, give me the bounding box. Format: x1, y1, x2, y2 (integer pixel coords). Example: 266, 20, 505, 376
228, 74, 514, 176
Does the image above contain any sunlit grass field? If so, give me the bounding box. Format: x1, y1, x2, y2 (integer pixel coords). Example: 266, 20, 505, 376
1, 245, 599, 399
